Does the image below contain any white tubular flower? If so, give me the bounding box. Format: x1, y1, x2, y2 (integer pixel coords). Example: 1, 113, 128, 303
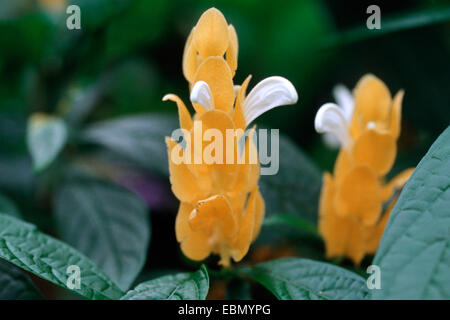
190, 81, 214, 111
333, 84, 354, 120
242, 76, 298, 126
189, 77, 298, 127
320, 84, 354, 149
315, 103, 352, 149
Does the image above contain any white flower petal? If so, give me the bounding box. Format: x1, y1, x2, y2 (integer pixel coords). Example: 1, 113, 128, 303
315, 103, 351, 148
332, 84, 354, 121
190, 81, 214, 111
322, 132, 341, 149
242, 76, 298, 126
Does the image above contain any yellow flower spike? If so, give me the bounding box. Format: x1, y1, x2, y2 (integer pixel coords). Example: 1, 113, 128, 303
335, 165, 382, 225
333, 149, 352, 185
381, 167, 415, 201
193, 8, 230, 58
193, 57, 235, 112
251, 190, 265, 241
352, 130, 397, 175
162, 94, 193, 130
388, 90, 404, 139
365, 204, 392, 254
233, 75, 252, 130
166, 7, 298, 266
226, 25, 238, 76
351, 74, 392, 136
230, 187, 259, 263
176, 202, 194, 242
166, 138, 205, 203
182, 29, 197, 83
319, 173, 366, 265
315, 74, 414, 264
188, 195, 237, 244
194, 109, 240, 191
180, 228, 212, 261
229, 126, 260, 196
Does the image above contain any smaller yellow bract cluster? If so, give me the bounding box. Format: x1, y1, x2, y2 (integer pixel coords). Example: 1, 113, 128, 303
164, 8, 265, 266
318, 75, 414, 264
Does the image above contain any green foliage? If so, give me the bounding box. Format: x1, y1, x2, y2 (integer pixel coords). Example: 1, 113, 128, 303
0, 259, 42, 300
81, 114, 178, 175
243, 258, 369, 300
371, 126, 450, 299
27, 115, 68, 172
259, 134, 322, 223
54, 177, 150, 291
0, 0, 449, 301
325, 6, 450, 47
0, 193, 20, 218
263, 213, 319, 237
0, 214, 124, 300
121, 265, 209, 300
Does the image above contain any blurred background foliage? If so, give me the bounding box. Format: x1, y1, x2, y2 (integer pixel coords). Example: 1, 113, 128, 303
0, 0, 449, 299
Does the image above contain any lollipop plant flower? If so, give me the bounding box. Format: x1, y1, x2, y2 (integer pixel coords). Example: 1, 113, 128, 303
164, 8, 298, 266
315, 74, 414, 264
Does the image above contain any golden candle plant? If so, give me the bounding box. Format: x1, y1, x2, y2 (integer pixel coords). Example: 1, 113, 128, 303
164, 8, 298, 266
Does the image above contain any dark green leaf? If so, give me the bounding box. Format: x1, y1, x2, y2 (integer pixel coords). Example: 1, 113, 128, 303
0, 193, 20, 218
121, 265, 209, 300
27, 115, 68, 172
0, 214, 124, 299
371, 126, 450, 299
243, 258, 368, 300
0, 259, 42, 300
81, 114, 178, 175
263, 213, 319, 237
259, 134, 322, 222
54, 178, 150, 291
325, 6, 450, 47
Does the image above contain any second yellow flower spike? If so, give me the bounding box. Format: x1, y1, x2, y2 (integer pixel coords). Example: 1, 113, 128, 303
315, 74, 414, 264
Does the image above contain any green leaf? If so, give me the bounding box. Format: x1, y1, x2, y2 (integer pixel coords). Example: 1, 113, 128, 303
0, 193, 20, 218
243, 258, 368, 300
27, 114, 68, 172
54, 178, 150, 291
121, 265, 209, 300
371, 126, 450, 299
324, 6, 450, 47
0, 214, 124, 300
259, 134, 322, 222
81, 114, 178, 175
263, 213, 319, 238
0, 259, 42, 300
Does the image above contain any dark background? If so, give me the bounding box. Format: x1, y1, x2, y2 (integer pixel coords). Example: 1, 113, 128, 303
0, 0, 449, 299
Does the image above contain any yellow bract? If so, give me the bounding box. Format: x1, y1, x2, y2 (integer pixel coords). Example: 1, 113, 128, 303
319, 74, 414, 265
164, 8, 265, 267
183, 8, 238, 84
